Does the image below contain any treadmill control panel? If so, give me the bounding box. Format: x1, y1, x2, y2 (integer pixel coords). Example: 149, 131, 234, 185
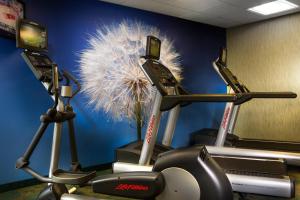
218, 63, 245, 93
153, 62, 176, 86
22, 51, 55, 83
140, 35, 180, 96
141, 60, 178, 96
216, 49, 247, 93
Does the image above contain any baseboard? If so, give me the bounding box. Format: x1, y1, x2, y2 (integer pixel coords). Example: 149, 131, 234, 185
0, 178, 41, 193
0, 163, 112, 193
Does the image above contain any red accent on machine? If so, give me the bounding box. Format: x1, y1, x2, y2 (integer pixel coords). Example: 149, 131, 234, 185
115, 184, 149, 191
6, 13, 16, 20
221, 106, 231, 129
146, 115, 156, 144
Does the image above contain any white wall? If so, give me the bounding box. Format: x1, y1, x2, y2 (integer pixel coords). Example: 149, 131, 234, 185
227, 13, 300, 141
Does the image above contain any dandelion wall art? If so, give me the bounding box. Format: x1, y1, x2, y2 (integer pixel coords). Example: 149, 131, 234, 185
79, 20, 182, 140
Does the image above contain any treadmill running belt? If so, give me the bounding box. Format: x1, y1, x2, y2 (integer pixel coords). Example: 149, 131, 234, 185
213, 156, 287, 176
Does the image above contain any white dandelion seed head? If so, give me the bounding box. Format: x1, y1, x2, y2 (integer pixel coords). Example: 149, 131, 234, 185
78, 20, 182, 122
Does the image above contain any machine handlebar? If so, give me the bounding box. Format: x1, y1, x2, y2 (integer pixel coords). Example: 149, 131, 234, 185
161, 94, 239, 111
160, 92, 297, 111
245, 92, 297, 99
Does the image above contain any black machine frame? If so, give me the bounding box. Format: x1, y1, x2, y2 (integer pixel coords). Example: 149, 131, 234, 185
16, 19, 48, 52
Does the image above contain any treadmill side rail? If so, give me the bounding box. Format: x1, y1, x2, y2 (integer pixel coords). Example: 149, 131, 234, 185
227, 174, 294, 198
206, 146, 300, 166
61, 194, 101, 200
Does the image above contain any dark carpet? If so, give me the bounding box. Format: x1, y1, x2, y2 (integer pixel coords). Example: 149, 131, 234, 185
0, 169, 299, 200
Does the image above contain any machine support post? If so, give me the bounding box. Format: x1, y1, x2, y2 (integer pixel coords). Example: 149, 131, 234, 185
21, 122, 49, 162
227, 105, 240, 134
139, 91, 162, 165
215, 102, 235, 146
67, 118, 81, 171
49, 122, 63, 177
49, 76, 65, 178
162, 105, 180, 147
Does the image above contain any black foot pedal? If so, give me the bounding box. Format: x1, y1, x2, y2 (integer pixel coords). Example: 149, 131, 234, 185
52, 169, 96, 185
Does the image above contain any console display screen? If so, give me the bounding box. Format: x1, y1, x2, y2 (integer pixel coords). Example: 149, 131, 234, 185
150, 38, 160, 59
146, 36, 161, 60
17, 20, 47, 51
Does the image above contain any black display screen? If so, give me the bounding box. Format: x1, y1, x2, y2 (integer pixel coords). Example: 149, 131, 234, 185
16, 19, 47, 51
146, 36, 161, 60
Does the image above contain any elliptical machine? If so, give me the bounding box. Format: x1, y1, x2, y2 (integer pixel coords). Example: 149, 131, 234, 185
15, 19, 97, 199
15, 19, 240, 200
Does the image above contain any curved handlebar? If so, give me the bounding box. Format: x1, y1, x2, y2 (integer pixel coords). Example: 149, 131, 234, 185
245, 92, 297, 98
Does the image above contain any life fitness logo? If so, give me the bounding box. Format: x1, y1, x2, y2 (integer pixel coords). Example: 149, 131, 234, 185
115, 184, 149, 191
6, 13, 16, 20
221, 107, 231, 129
146, 115, 156, 144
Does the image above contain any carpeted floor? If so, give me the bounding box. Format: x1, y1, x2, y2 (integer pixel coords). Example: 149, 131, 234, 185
1, 169, 300, 200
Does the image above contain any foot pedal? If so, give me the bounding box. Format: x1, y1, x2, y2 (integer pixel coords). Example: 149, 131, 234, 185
52, 169, 96, 185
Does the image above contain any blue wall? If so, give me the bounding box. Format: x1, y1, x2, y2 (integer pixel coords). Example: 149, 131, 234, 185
0, 0, 226, 184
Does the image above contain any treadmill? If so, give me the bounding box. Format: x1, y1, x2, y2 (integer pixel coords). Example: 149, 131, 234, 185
113, 36, 296, 198
190, 48, 300, 152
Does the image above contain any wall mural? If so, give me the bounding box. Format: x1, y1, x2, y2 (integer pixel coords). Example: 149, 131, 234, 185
78, 20, 182, 140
